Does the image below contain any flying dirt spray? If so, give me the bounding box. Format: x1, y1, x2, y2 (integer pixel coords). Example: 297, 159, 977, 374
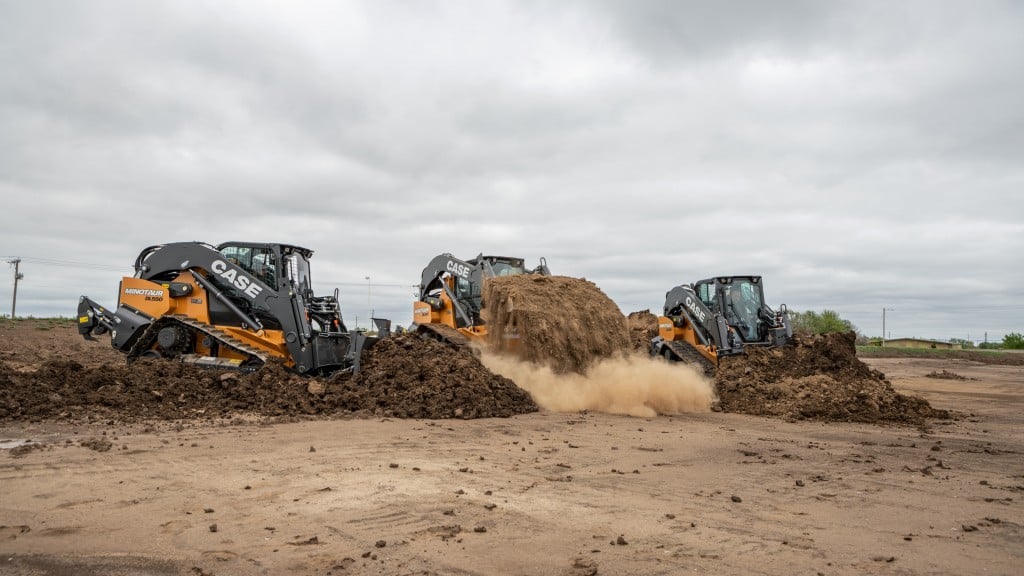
481, 352, 716, 417
481, 274, 717, 416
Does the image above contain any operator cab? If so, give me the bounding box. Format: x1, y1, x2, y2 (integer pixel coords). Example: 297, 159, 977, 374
468, 255, 526, 278
448, 256, 521, 300
213, 242, 341, 332
461, 256, 531, 311
695, 276, 766, 342
216, 242, 316, 294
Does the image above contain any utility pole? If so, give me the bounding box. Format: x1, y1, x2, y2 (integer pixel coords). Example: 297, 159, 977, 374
8, 258, 23, 318
881, 307, 892, 347
365, 276, 372, 327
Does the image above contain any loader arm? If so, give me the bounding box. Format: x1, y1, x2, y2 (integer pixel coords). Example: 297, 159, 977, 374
663, 285, 731, 349
134, 242, 280, 319
418, 253, 477, 328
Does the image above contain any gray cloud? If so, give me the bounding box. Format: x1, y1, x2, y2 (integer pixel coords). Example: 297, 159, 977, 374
1, 0, 1021, 343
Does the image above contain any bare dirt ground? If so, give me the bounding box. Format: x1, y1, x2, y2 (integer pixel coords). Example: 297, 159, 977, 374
1, 321, 1022, 575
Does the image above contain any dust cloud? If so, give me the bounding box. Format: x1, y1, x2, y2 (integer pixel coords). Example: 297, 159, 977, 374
480, 351, 717, 417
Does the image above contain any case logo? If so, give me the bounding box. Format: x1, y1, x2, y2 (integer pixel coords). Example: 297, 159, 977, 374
685, 296, 706, 323
211, 259, 264, 299
446, 259, 471, 279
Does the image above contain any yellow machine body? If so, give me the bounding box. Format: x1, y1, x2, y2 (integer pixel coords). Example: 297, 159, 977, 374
657, 314, 720, 366
116, 273, 290, 364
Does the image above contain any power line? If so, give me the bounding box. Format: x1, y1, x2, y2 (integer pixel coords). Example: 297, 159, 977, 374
0, 255, 128, 272
320, 281, 417, 289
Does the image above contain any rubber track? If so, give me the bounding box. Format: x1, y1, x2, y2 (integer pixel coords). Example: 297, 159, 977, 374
665, 340, 717, 376
127, 314, 270, 366
415, 323, 472, 348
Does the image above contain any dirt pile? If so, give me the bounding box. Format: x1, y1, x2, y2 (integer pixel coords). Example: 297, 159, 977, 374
0, 333, 536, 423
337, 333, 537, 418
715, 331, 949, 425
0, 320, 950, 426
483, 275, 632, 374
626, 309, 659, 353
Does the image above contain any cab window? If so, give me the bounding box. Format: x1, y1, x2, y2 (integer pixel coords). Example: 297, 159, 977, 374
696, 282, 715, 307
219, 245, 278, 289
491, 261, 525, 276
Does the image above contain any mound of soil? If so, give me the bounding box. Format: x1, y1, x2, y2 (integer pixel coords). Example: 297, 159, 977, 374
626, 310, 659, 353
335, 334, 538, 419
0, 333, 536, 423
715, 332, 949, 425
483, 275, 632, 374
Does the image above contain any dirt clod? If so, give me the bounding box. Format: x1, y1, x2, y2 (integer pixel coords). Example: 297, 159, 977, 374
925, 370, 971, 381
8, 443, 44, 458
568, 556, 599, 576
81, 438, 113, 452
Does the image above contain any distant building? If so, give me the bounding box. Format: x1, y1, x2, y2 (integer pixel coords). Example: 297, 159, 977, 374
883, 338, 958, 349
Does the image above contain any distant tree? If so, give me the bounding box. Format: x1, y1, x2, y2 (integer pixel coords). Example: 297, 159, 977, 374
1003, 332, 1024, 350
789, 309, 856, 335
949, 338, 975, 349
979, 341, 1002, 350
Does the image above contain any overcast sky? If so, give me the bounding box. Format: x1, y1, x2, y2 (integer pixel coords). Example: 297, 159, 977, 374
1, 0, 1021, 343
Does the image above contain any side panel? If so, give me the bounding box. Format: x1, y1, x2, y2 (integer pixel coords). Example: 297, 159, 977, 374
657, 315, 719, 365
657, 316, 677, 341
413, 285, 460, 328
658, 315, 704, 348
168, 272, 212, 324
118, 278, 172, 318
437, 291, 459, 328
412, 301, 437, 325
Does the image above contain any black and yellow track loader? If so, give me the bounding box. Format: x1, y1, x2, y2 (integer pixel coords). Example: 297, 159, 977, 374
77, 241, 389, 374
650, 275, 791, 372
411, 253, 549, 346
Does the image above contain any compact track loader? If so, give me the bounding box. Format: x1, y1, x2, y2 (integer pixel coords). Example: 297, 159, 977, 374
78, 241, 389, 374
650, 275, 791, 372
412, 253, 549, 346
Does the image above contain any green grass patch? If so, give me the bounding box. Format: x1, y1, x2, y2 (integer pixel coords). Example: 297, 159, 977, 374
857, 345, 1024, 366
0, 316, 77, 329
